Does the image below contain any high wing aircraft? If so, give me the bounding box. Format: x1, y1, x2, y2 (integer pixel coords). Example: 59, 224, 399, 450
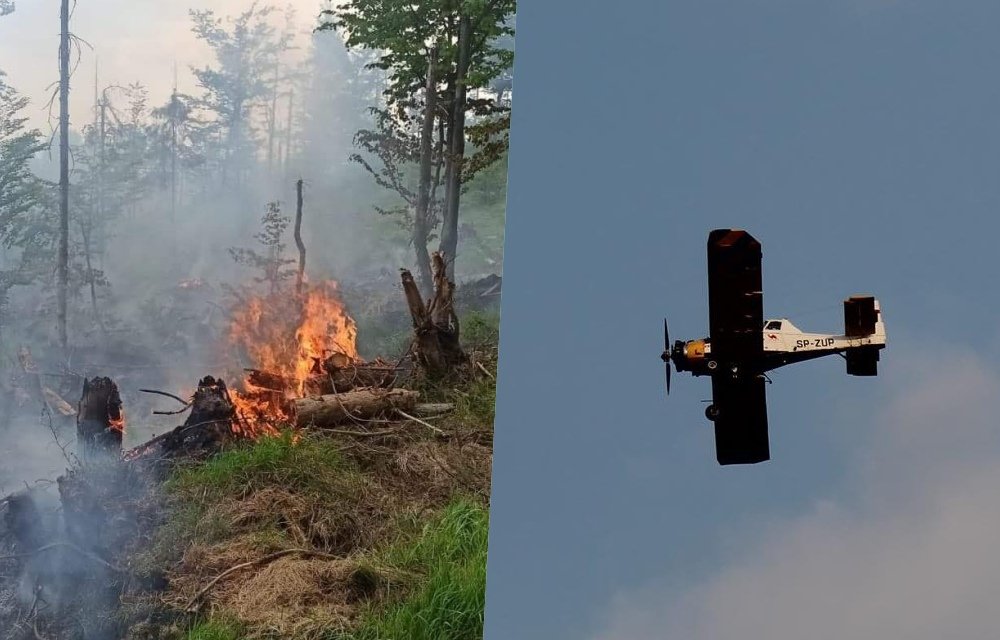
660, 229, 887, 465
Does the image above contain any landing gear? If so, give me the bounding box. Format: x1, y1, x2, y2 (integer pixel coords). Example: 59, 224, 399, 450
705, 404, 720, 421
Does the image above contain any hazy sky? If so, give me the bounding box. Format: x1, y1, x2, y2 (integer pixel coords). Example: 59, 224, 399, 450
487, 1, 1000, 639
0, 0, 325, 132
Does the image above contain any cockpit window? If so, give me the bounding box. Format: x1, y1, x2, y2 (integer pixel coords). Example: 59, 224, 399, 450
765, 321, 782, 330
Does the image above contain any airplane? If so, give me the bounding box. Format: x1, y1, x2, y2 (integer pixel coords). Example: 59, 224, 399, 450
660, 229, 886, 466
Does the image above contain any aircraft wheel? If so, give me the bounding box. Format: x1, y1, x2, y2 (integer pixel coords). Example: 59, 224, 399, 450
706, 360, 718, 371
705, 404, 720, 422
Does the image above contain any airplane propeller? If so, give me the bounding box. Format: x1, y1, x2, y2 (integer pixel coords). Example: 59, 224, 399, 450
661, 318, 672, 395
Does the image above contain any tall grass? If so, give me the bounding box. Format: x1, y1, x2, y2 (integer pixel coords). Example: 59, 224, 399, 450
350, 500, 489, 640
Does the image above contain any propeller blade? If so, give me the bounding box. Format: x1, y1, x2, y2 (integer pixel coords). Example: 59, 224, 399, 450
663, 318, 671, 396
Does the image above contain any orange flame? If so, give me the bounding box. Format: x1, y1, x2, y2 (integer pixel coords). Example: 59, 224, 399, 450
109, 410, 125, 434
226, 280, 359, 436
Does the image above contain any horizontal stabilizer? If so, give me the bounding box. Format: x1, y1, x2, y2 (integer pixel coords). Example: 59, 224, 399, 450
846, 345, 880, 376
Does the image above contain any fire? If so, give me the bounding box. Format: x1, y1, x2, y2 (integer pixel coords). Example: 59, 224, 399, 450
109, 409, 125, 434
226, 280, 359, 436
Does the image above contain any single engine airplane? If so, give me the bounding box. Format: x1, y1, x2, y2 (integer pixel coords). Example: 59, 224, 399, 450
661, 229, 886, 465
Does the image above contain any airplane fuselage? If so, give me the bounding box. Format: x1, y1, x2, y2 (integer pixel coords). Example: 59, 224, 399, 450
671, 316, 886, 379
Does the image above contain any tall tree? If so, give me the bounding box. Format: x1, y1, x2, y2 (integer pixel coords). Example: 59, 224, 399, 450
189, 2, 293, 189
0, 73, 58, 333
321, 0, 515, 282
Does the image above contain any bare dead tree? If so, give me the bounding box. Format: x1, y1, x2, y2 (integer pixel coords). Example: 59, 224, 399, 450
294, 178, 306, 295
58, 0, 70, 350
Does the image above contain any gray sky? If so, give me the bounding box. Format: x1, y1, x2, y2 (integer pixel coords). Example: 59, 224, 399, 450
486, 1, 1000, 639
0, 0, 323, 132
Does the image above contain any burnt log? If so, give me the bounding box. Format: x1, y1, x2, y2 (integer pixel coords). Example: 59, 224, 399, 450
401, 252, 467, 378
77, 376, 124, 461
245, 360, 399, 395
292, 389, 419, 429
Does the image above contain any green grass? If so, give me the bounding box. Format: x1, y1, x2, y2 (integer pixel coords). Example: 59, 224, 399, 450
186, 619, 244, 640
167, 430, 351, 499
460, 310, 501, 351
348, 500, 489, 640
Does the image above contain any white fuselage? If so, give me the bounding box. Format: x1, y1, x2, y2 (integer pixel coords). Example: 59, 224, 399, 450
760, 317, 886, 354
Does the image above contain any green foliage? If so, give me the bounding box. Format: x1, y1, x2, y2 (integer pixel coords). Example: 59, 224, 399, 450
0, 71, 47, 244
321, 0, 514, 111
348, 500, 489, 640
320, 0, 515, 279
461, 309, 500, 350
0, 70, 55, 324
228, 201, 297, 293
189, 3, 292, 183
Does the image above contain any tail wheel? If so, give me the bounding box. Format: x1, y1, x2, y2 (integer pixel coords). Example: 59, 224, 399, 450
705, 404, 720, 421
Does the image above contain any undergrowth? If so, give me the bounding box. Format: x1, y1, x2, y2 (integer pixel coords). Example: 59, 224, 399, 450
130, 308, 498, 640
347, 500, 489, 640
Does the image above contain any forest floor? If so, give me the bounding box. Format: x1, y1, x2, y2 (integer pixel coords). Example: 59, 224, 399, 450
0, 308, 499, 640
126, 310, 499, 640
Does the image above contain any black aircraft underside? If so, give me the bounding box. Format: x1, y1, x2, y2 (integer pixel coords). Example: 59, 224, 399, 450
685, 346, 848, 379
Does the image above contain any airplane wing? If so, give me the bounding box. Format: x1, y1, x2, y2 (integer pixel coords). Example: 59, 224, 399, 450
707, 229, 769, 465
711, 375, 770, 465
707, 229, 764, 363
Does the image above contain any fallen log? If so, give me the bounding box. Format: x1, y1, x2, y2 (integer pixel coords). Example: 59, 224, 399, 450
293, 388, 419, 429
413, 402, 454, 416
245, 362, 398, 395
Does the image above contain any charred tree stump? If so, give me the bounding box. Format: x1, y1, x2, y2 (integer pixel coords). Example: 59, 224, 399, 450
77, 376, 124, 461
130, 376, 239, 464
293, 388, 419, 429
401, 252, 468, 378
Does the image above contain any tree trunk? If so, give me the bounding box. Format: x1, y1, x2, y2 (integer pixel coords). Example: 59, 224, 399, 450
414, 47, 438, 295
76, 376, 124, 461
439, 14, 472, 282
267, 63, 280, 177
401, 252, 467, 378
58, 0, 70, 351
283, 88, 294, 183
292, 388, 418, 429
294, 178, 306, 295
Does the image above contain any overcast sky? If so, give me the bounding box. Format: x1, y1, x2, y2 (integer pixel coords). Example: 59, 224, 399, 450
0, 0, 324, 133
486, 1, 1000, 639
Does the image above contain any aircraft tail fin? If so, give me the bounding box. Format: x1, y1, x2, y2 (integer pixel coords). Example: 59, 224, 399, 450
844, 296, 884, 376
844, 295, 878, 337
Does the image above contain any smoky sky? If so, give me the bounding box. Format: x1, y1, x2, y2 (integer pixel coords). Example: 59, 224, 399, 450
0, 0, 326, 131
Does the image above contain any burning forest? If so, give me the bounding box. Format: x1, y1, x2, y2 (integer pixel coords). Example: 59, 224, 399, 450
0, 248, 498, 639
0, 0, 513, 637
